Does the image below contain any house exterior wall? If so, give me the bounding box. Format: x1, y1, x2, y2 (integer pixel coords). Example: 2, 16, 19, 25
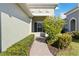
65, 10, 79, 31
28, 3, 56, 33
0, 12, 1, 52
0, 3, 32, 51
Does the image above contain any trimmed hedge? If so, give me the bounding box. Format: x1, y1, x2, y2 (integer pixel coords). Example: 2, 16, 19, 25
0, 34, 34, 56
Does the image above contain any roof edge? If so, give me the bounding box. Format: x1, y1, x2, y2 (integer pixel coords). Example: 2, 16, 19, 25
64, 6, 79, 15
27, 3, 57, 9
16, 3, 33, 18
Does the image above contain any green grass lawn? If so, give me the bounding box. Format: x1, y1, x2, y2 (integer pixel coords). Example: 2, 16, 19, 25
57, 39, 79, 56
0, 34, 34, 56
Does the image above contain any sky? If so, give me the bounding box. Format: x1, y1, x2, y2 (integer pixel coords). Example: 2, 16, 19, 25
54, 3, 77, 18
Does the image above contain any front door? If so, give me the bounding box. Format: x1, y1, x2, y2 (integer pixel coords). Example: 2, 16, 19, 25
37, 22, 43, 32
34, 21, 43, 32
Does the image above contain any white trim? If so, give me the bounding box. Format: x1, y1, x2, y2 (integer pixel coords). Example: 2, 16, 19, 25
65, 8, 79, 16
17, 3, 33, 18
69, 17, 77, 31
27, 3, 57, 9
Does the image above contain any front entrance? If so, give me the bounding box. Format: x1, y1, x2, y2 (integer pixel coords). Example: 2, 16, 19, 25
70, 19, 75, 31
34, 21, 43, 32
32, 16, 47, 32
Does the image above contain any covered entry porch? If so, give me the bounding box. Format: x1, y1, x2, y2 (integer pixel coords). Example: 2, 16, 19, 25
32, 16, 47, 38
32, 16, 46, 32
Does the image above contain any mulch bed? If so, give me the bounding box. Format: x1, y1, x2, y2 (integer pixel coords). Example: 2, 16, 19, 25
48, 44, 72, 56
47, 44, 59, 56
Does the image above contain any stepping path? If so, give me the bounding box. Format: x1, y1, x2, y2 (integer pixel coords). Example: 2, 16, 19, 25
30, 36, 53, 56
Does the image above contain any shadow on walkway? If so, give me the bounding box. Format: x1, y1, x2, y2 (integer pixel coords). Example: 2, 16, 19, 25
36, 37, 46, 43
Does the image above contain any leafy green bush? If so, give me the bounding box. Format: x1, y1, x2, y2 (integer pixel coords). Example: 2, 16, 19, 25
0, 34, 34, 56
43, 16, 65, 44
66, 31, 79, 39
71, 31, 79, 39
56, 33, 72, 49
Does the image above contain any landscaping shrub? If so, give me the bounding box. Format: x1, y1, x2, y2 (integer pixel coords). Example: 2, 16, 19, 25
56, 33, 72, 49
43, 16, 65, 45
71, 31, 79, 39
66, 31, 79, 39
0, 34, 34, 56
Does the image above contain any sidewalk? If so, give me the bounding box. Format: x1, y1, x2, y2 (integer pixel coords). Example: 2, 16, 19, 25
30, 37, 53, 56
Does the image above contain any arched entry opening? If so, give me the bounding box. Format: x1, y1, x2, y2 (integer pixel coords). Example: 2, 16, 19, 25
70, 18, 76, 31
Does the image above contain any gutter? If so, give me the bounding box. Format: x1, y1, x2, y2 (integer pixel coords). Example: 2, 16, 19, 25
27, 3, 57, 9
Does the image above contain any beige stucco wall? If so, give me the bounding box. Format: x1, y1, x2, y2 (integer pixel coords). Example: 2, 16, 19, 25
0, 3, 32, 51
